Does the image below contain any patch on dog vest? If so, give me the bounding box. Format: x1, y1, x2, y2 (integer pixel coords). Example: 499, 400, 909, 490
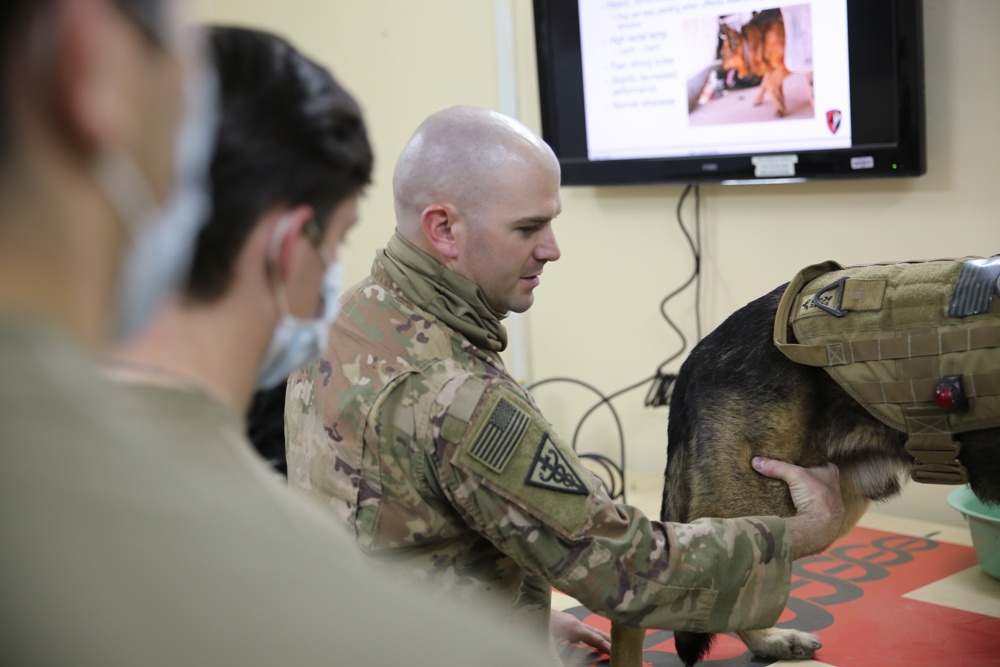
774, 257, 1000, 486
526, 434, 588, 495
948, 258, 1000, 317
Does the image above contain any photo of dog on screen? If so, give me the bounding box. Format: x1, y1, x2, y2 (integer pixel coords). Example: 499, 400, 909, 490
686, 5, 814, 124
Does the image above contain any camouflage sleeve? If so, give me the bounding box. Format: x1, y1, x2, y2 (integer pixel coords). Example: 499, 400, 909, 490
515, 571, 553, 617
431, 377, 793, 633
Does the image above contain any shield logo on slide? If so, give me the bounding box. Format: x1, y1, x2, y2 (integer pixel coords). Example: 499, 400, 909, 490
826, 110, 842, 134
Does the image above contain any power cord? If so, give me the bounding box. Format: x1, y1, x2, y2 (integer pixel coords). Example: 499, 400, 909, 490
525, 184, 703, 501
646, 183, 702, 406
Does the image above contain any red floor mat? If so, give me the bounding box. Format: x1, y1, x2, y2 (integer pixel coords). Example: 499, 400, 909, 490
557, 526, 999, 666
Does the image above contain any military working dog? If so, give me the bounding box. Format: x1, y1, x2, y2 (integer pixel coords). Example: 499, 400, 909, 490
719, 7, 813, 117
612, 259, 1000, 667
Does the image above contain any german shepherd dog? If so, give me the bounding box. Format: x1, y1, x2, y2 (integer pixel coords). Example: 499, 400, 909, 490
719, 9, 812, 117
610, 279, 1000, 667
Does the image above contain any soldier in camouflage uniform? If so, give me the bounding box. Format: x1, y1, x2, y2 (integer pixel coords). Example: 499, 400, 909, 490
285, 105, 845, 652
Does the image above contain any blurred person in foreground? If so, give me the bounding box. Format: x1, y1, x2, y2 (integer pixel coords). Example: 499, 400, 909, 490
284, 104, 845, 658
0, 4, 551, 664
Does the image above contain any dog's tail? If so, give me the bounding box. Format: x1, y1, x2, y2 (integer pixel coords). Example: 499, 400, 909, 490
674, 631, 715, 666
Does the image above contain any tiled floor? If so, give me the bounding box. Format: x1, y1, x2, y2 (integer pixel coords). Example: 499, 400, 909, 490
552, 472, 1000, 667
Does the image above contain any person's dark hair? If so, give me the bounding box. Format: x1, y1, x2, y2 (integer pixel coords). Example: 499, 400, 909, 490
0, 0, 38, 121
0, 1, 46, 65
0, 0, 35, 159
185, 26, 373, 301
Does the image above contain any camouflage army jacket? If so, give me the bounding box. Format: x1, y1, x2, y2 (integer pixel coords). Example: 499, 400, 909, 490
285, 247, 793, 633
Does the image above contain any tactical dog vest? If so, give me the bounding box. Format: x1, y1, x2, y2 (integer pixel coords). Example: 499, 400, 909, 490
774, 258, 1000, 485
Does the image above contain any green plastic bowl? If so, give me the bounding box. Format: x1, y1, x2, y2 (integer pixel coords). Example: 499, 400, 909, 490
947, 485, 1000, 580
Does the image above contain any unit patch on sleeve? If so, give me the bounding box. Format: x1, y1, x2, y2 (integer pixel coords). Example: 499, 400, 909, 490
452, 385, 595, 538
526, 433, 588, 495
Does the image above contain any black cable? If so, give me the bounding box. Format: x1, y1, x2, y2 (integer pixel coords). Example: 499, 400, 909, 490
524, 185, 704, 500
658, 185, 701, 372
646, 184, 702, 407
557, 183, 703, 478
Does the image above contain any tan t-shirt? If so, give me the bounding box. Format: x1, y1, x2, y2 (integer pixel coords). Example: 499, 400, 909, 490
0, 314, 552, 666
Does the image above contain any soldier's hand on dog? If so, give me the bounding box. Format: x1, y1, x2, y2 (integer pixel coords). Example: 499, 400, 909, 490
752, 457, 845, 560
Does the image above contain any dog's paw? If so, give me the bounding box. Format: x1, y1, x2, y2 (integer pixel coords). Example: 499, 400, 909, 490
737, 627, 822, 661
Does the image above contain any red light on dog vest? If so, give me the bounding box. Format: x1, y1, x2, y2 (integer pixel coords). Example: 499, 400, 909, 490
934, 375, 969, 413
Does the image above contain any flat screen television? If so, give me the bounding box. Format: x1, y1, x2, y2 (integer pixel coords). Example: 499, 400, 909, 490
533, 0, 926, 185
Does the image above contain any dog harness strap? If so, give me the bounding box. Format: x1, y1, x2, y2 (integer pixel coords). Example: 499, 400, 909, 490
902, 406, 969, 484
911, 462, 969, 484
906, 435, 961, 465
849, 370, 1000, 405
773, 260, 845, 367
823, 325, 1000, 365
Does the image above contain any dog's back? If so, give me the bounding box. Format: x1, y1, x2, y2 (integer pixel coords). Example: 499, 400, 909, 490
720, 10, 785, 79
664, 285, 908, 520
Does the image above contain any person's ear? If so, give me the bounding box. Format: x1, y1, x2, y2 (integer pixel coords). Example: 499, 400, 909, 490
420, 204, 461, 260
50, 0, 137, 153
269, 205, 316, 283
268, 204, 328, 319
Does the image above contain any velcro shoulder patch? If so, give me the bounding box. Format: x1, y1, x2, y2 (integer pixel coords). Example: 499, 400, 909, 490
440, 375, 487, 445
452, 386, 594, 538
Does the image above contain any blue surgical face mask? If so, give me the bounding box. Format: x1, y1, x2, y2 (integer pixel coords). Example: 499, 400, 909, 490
93, 25, 219, 340
256, 218, 344, 390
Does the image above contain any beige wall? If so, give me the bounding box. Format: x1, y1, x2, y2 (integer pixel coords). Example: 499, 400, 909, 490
193, 0, 997, 528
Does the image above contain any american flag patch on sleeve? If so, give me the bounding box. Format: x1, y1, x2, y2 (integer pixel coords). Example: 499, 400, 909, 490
468, 398, 529, 473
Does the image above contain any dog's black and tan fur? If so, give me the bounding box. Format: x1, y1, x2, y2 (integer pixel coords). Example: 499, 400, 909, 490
643, 283, 1000, 666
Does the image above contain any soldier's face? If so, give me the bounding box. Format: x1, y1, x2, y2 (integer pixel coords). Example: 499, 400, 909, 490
458, 156, 562, 314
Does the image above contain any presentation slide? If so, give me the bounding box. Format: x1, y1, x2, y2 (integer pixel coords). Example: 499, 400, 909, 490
578, 0, 852, 160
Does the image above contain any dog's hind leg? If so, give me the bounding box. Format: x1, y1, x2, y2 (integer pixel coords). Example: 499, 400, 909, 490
772, 68, 789, 116
753, 70, 773, 106
735, 487, 868, 661
668, 391, 828, 665
725, 473, 873, 663
751, 67, 789, 115
610, 624, 645, 667
737, 627, 822, 661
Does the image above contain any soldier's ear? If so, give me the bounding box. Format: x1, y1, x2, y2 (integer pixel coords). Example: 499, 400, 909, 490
273, 205, 316, 282
420, 203, 461, 260
52, 0, 140, 154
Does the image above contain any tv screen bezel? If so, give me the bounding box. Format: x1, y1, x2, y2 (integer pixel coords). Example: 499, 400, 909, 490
533, 0, 926, 186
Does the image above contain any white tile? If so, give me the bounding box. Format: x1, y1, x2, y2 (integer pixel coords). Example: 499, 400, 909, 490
903, 565, 1000, 619
551, 589, 580, 612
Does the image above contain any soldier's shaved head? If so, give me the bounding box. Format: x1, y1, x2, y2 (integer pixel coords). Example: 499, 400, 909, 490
393, 105, 558, 245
